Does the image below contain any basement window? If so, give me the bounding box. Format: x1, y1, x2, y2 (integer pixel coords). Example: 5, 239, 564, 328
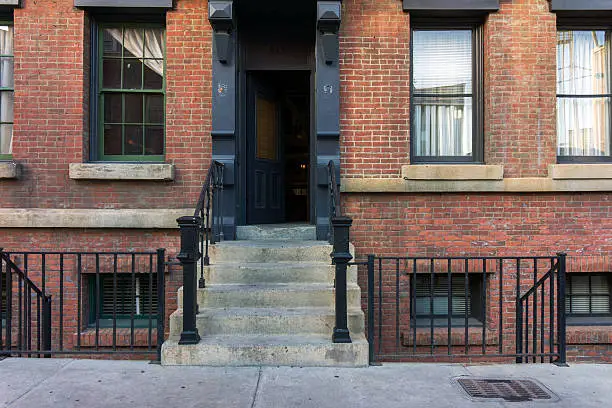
412, 274, 484, 327
88, 273, 158, 328
566, 273, 612, 325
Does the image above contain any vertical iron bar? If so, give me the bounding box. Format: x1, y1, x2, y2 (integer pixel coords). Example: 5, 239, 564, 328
200, 208, 205, 287
42, 295, 52, 357
36, 295, 40, 357
367, 255, 375, 364
498, 259, 503, 354
556, 253, 567, 365
130, 254, 136, 350
157, 249, 166, 363
218, 166, 225, 241
533, 259, 537, 363
0, 253, 3, 350
482, 259, 487, 355
447, 259, 452, 356
17, 263, 22, 355
59, 254, 64, 351
6, 261, 12, 352
525, 286, 529, 362
24, 254, 29, 355
412, 258, 416, 355
331, 216, 352, 343
464, 259, 469, 355
77, 254, 81, 351
378, 257, 383, 356
549, 258, 555, 363
95, 254, 100, 351
148, 254, 153, 351
515, 258, 521, 363
540, 273, 545, 363
395, 259, 400, 353
429, 259, 434, 355
113, 254, 118, 351
204, 189, 211, 266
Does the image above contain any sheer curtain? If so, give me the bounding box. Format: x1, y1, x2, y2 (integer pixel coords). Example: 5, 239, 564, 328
557, 31, 610, 157
0, 25, 13, 155
106, 28, 165, 76
412, 30, 473, 158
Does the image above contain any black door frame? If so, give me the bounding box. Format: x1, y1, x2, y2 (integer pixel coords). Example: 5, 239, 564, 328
208, 0, 342, 240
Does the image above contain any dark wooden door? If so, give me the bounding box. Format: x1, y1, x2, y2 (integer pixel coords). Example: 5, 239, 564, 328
247, 73, 285, 224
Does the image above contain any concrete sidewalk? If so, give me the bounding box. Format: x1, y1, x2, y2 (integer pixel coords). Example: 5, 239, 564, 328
1, 358, 610, 408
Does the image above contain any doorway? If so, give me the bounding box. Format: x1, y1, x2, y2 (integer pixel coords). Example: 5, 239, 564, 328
246, 70, 311, 225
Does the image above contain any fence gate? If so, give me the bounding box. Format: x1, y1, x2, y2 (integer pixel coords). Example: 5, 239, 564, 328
0, 249, 166, 360
365, 254, 567, 364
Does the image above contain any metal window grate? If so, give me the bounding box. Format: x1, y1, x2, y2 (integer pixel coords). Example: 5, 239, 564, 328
456, 378, 555, 402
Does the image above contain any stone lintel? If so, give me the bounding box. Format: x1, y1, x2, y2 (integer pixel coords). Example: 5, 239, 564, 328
0, 209, 192, 229
402, 164, 503, 181
69, 163, 175, 181
0, 160, 19, 179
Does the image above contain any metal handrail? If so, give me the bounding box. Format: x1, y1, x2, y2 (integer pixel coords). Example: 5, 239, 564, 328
327, 160, 341, 243
194, 160, 224, 287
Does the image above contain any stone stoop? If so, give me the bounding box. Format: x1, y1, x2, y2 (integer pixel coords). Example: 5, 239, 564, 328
161, 224, 369, 367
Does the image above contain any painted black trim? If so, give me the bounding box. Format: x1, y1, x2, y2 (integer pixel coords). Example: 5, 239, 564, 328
75, 0, 171, 9
409, 21, 484, 164
403, 0, 498, 15
551, 0, 612, 12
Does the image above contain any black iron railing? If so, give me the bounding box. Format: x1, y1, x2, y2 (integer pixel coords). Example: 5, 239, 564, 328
365, 254, 567, 365
176, 160, 224, 346
327, 160, 353, 344
0, 249, 165, 360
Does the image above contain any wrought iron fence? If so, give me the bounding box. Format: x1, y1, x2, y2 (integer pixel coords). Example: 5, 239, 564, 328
364, 254, 567, 364
0, 249, 166, 360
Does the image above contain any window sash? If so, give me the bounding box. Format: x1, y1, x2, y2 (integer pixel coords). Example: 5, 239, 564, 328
96, 23, 166, 161
90, 274, 158, 322
0, 22, 13, 159
410, 26, 483, 163
566, 273, 612, 316
414, 274, 475, 318
557, 29, 612, 161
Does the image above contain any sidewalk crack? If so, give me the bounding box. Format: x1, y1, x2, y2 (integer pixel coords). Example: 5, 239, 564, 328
250, 366, 263, 408
6, 359, 75, 407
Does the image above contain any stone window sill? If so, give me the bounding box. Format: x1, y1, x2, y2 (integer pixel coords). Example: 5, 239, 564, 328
0, 160, 20, 179
549, 164, 612, 180
69, 163, 175, 181
402, 164, 503, 181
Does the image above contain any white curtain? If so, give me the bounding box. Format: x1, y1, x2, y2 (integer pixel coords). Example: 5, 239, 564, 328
414, 100, 472, 157
557, 31, 610, 156
0, 25, 13, 155
106, 28, 165, 76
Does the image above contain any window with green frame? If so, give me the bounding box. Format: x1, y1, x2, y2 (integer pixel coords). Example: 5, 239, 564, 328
96, 24, 165, 161
0, 23, 13, 160
88, 273, 158, 328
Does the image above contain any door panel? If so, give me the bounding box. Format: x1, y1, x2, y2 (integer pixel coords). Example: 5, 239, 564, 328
247, 74, 285, 224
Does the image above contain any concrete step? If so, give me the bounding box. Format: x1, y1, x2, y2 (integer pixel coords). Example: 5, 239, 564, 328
178, 283, 362, 309
161, 334, 369, 367
168, 307, 365, 337
201, 262, 358, 285
210, 241, 334, 263
236, 224, 317, 241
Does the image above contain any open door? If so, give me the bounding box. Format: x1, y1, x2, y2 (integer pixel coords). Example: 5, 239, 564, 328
246, 73, 285, 224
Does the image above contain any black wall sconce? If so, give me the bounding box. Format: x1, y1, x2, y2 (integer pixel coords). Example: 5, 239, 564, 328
209, 0, 234, 64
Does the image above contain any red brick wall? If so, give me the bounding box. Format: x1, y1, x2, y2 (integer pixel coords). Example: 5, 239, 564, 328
1, 0, 213, 210
340, 0, 411, 179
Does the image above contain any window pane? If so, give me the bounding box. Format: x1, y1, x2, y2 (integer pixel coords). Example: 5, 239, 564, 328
103, 28, 123, 58
591, 275, 610, 294
1, 90, 13, 122
102, 59, 121, 89
145, 94, 164, 124
0, 25, 13, 56
103, 93, 122, 123
413, 30, 472, 95
0, 123, 12, 154
124, 93, 143, 123
570, 296, 590, 314
145, 126, 164, 155
103, 125, 122, 155
413, 96, 473, 157
124, 125, 143, 155
592, 296, 610, 314
557, 31, 609, 95
0, 57, 13, 88
143, 60, 164, 89
122, 28, 145, 59
144, 28, 164, 59
123, 59, 142, 89
557, 97, 610, 156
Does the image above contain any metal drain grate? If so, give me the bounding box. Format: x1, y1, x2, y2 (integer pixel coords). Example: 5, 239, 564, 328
456, 378, 554, 402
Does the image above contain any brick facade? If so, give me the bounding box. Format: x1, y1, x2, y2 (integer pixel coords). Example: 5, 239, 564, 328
1, 0, 611, 361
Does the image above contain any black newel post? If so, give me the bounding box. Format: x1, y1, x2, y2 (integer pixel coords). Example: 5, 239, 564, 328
556, 252, 568, 366
331, 216, 352, 343
177, 216, 201, 345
